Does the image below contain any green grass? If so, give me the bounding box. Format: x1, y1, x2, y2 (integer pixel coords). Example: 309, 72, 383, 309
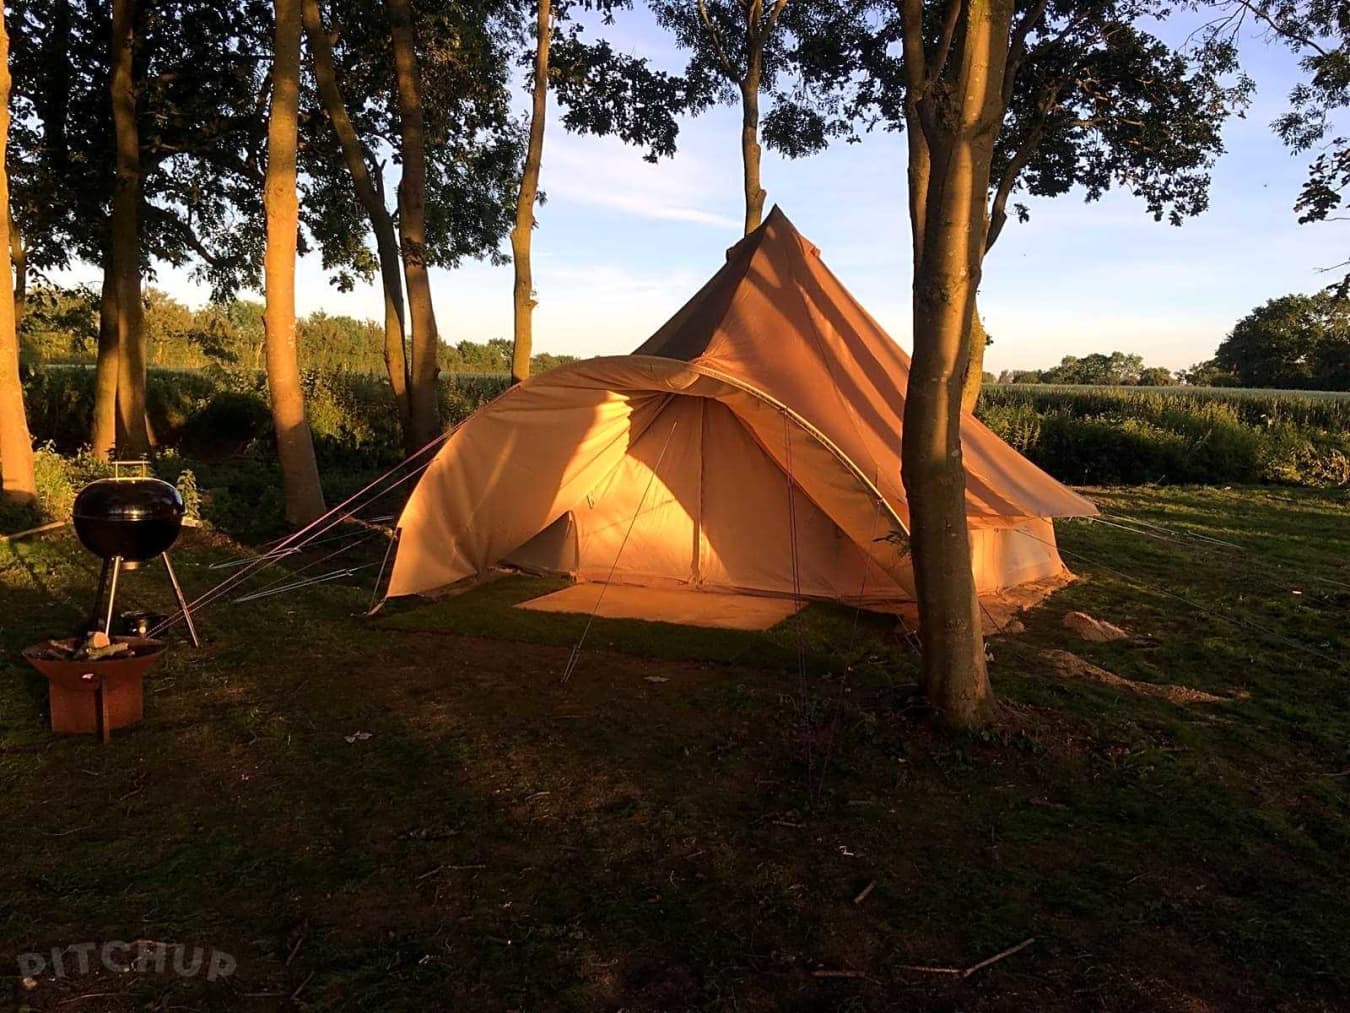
0, 486, 1347, 1010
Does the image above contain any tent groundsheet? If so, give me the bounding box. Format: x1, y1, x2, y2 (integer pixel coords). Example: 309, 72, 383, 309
515, 584, 805, 631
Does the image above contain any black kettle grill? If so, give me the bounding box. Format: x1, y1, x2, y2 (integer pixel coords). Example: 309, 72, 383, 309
73, 462, 200, 646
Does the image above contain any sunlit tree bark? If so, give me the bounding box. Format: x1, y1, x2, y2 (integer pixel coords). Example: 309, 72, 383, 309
386, 0, 441, 447
510, 0, 552, 386
302, 0, 412, 444
900, 0, 1015, 728
0, 0, 34, 507
110, 0, 147, 458
960, 307, 988, 413
264, 0, 326, 525
91, 261, 119, 459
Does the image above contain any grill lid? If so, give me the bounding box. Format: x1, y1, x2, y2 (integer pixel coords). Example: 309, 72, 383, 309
73, 477, 184, 522
73, 477, 185, 562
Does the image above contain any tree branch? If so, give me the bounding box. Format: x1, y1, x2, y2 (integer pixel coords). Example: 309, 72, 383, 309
1227, 0, 1330, 57
986, 81, 1065, 251
144, 204, 228, 268
696, 0, 738, 80
1003, 0, 1051, 106
763, 0, 790, 38
928, 0, 962, 90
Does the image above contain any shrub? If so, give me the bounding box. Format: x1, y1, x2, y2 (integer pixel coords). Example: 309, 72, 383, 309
178, 391, 272, 458
977, 384, 1350, 487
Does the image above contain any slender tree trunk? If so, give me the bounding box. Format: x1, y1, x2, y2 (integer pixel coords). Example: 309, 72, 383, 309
0, 1, 34, 507
301, 0, 412, 444
510, 0, 551, 386
960, 306, 988, 413
901, 0, 1013, 728
91, 258, 119, 458
110, 0, 146, 458
739, 50, 766, 236
264, 0, 326, 525
386, 0, 440, 447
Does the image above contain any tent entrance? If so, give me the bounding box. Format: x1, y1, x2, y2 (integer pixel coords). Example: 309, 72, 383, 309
505, 393, 909, 603
515, 584, 804, 631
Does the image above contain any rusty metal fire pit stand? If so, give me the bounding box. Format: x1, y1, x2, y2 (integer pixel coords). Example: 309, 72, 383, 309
21, 637, 167, 742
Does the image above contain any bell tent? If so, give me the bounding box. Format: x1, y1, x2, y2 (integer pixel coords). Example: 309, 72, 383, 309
384, 208, 1096, 613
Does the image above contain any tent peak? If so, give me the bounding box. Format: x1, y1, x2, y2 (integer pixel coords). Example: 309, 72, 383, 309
724, 206, 818, 262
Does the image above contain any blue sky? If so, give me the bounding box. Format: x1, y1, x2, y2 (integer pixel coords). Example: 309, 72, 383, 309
72, 9, 1341, 375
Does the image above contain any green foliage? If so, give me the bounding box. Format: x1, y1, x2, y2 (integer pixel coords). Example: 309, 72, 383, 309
31, 447, 77, 523
978, 385, 1350, 487
19, 287, 576, 384
1137, 366, 1176, 386
996, 351, 1173, 386
9, 0, 270, 293
549, 26, 685, 162
1214, 292, 1350, 391
299, 0, 523, 291
1215, 2, 1350, 288
648, 1, 860, 160
20, 364, 512, 472
827, 1, 1250, 246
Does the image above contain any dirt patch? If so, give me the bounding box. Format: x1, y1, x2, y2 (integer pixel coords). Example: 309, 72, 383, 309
1040, 648, 1237, 705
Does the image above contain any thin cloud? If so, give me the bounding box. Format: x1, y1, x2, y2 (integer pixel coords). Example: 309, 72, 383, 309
544, 133, 740, 231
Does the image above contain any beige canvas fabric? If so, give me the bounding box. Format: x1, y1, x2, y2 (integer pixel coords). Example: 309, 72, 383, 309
386, 208, 1097, 603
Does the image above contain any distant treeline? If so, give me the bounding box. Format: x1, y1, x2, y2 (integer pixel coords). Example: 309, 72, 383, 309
995, 351, 1180, 387
17, 285, 577, 376
997, 293, 1350, 392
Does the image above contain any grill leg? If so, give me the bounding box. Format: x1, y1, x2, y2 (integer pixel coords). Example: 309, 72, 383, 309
162, 552, 200, 648
103, 556, 123, 637
91, 557, 113, 632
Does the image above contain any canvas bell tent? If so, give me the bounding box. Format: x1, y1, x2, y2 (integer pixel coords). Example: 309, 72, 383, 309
384, 208, 1096, 610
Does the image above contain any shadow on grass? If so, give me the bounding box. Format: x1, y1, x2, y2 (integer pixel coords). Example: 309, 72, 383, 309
2, 489, 1349, 1010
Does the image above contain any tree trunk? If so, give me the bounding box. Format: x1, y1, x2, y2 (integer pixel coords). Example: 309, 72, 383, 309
386, 0, 440, 447
264, 0, 326, 525
91, 258, 119, 458
302, 0, 412, 445
510, 0, 551, 386
0, 1, 35, 508
110, 0, 146, 459
739, 50, 766, 236
901, 0, 1014, 729
960, 306, 988, 413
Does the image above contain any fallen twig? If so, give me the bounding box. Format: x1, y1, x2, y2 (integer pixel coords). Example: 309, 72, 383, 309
1, 520, 66, 544
899, 937, 1036, 980
418, 863, 486, 881
812, 969, 869, 979
853, 880, 876, 905
286, 928, 308, 967
896, 963, 963, 976
290, 971, 315, 1002
960, 937, 1035, 978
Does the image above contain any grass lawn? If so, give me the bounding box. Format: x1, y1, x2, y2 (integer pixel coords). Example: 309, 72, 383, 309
1, 485, 1347, 1011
